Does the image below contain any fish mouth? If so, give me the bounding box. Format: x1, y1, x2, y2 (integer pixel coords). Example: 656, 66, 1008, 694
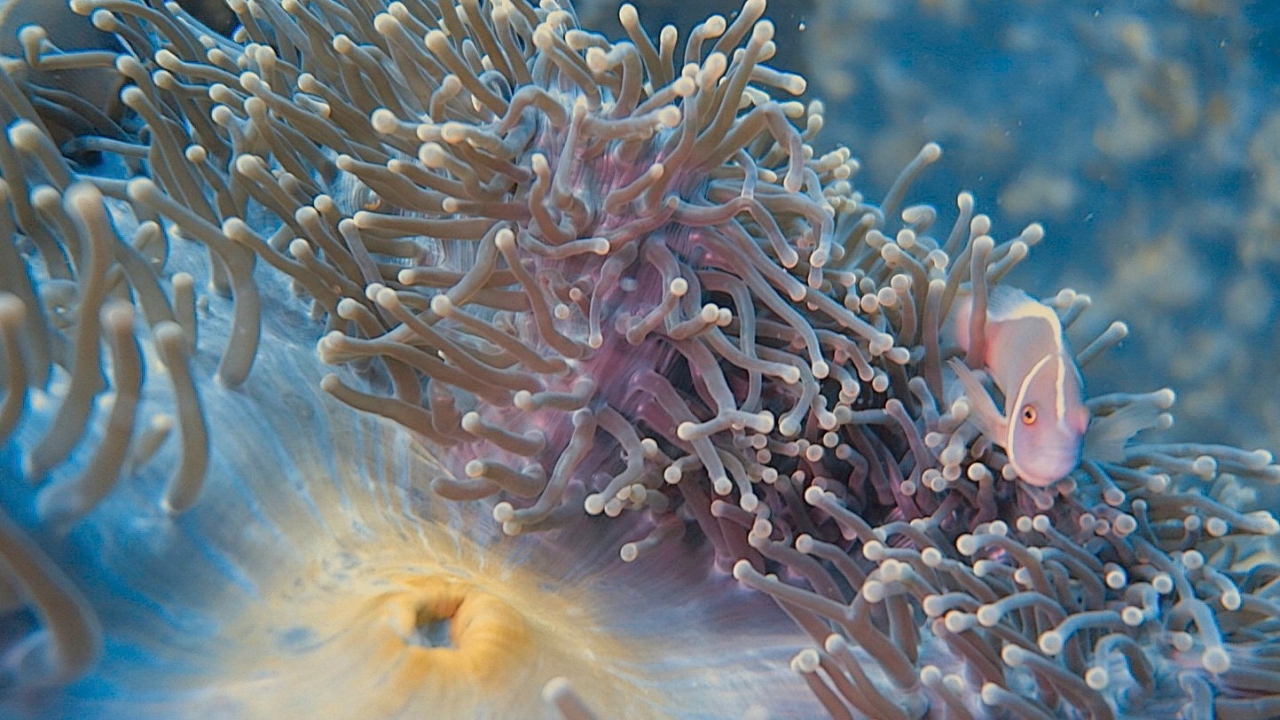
1012, 445, 1083, 487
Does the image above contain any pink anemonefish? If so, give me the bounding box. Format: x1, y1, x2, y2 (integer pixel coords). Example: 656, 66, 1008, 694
948, 286, 1090, 487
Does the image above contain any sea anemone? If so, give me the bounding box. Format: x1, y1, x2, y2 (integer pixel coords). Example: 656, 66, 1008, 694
1, 0, 1278, 719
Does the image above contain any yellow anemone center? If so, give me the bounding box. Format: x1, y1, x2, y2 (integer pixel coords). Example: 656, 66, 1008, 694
380, 575, 534, 687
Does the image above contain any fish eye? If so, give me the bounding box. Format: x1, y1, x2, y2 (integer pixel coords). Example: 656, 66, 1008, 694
1020, 405, 1037, 425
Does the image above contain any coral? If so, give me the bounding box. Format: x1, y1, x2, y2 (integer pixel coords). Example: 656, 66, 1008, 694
0, 0, 1277, 719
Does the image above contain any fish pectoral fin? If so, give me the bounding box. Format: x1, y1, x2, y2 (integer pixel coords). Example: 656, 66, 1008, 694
1083, 400, 1161, 463
947, 358, 1008, 443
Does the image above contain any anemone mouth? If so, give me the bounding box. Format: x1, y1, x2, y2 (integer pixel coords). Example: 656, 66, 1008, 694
218, 558, 551, 718
196, 505, 810, 720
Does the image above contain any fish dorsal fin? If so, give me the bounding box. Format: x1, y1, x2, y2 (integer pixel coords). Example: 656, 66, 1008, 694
985, 285, 1038, 322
